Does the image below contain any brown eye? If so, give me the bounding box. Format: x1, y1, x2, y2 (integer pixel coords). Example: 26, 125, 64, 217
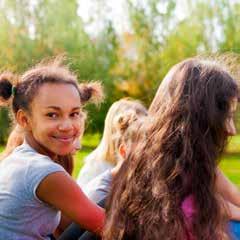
46, 112, 58, 119
70, 112, 80, 118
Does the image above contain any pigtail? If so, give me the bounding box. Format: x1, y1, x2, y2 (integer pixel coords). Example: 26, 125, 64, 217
78, 81, 104, 105
0, 72, 18, 106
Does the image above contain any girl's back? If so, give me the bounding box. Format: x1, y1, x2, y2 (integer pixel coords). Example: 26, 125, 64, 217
103, 58, 239, 240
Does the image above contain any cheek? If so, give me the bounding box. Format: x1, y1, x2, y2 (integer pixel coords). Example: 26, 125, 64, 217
74, 118, 85, 136
31, 118, 56, 136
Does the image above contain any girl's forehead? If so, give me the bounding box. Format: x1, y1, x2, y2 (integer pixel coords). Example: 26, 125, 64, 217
32, 83, 81, 109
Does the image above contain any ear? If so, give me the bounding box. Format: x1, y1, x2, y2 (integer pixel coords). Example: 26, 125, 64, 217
119, 144, 126, 159
15, 109, 31, 130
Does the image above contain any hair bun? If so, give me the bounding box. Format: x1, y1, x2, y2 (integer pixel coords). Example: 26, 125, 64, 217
78, 81, 104, 105
117, 112, 138, 132
0, 72, 15, 102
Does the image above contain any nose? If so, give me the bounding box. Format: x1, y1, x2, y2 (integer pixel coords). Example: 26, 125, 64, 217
228, 125, 236, 136
226, 119, 236, 136
58, 119, 73, 131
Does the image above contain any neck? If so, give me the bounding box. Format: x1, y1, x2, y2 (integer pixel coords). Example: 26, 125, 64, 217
111, 160, 124, 177
25, 132, 57, 160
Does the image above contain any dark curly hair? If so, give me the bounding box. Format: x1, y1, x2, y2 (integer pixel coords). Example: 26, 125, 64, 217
0, 57, 103, 114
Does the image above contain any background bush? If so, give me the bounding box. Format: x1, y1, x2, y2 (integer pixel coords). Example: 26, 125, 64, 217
0, 0, 240, 143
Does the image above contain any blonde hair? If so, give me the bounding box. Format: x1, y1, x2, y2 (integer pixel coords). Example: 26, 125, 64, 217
85, 98, 147, 166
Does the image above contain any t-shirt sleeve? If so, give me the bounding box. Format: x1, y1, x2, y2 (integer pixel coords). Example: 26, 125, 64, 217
25, 155, 65, 203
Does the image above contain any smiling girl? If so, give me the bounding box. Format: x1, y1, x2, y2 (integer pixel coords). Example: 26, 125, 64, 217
0, 60, 105, 239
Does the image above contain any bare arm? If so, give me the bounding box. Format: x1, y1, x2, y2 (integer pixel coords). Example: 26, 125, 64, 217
216, 167, 240, 207
36, 172, 105, 236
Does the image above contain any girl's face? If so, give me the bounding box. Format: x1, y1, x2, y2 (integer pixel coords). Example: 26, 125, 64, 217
24, 83, 83, 157
225, 97, 238, 136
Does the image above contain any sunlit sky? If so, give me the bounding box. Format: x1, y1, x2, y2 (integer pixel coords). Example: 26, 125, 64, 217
77, 0, 189, 36
78, 0, 239, 35
78, 0, 131, 35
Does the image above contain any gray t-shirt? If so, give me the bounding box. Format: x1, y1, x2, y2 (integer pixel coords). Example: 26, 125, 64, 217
0, 141, 65, 240
83, 170, 112, 203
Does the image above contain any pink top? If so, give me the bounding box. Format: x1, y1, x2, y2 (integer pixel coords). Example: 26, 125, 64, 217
181, 194, 196, 240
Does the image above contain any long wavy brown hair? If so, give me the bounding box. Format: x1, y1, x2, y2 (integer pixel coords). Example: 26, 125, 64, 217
103, 58, 239, 240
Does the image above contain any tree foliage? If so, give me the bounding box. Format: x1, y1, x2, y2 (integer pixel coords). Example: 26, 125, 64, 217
0, 0, 240, 143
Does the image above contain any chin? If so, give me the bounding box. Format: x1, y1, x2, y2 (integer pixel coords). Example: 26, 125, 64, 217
56, 149, 73, 156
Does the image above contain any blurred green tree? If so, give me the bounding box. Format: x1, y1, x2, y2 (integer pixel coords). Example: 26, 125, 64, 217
0, 0, 118, 139
0, 0, 240, 143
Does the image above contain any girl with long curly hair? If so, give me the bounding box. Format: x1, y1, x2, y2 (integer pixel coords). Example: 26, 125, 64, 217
104, 58, 239, 240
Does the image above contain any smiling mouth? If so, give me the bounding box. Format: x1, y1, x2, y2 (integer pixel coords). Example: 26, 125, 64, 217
52, 136, 75, 143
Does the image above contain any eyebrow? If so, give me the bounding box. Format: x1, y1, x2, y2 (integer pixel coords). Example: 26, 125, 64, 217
46, 106, 81, 111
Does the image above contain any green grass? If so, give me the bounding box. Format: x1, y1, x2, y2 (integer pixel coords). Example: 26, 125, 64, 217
0, 146, 4, 152
220, 135, 240, 185
73, 147, 94, 178
220, 154, 240, 185
226, 135, 240, 153
74, 134, 240, 185
72, 133, 101, 178
1, 133, 240, 185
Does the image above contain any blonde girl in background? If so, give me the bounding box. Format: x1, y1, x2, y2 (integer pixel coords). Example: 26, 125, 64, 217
83, 99, 147, 202
77, 98, 147, 188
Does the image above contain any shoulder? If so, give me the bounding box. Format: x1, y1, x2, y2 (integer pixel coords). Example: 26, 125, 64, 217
13, 142, 63, 169
14, 143, 66, 196
84, 170, 112, 198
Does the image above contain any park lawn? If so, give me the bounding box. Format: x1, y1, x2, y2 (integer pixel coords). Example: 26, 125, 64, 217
73, 134, 240, 184
220, 154, 240, 185
0, 146, 4, 152
72, 135, 240, 185
72, 133, 101, 178
73, 147, 92, 178
73, 153, 240, 184
225, 135, 240, 153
